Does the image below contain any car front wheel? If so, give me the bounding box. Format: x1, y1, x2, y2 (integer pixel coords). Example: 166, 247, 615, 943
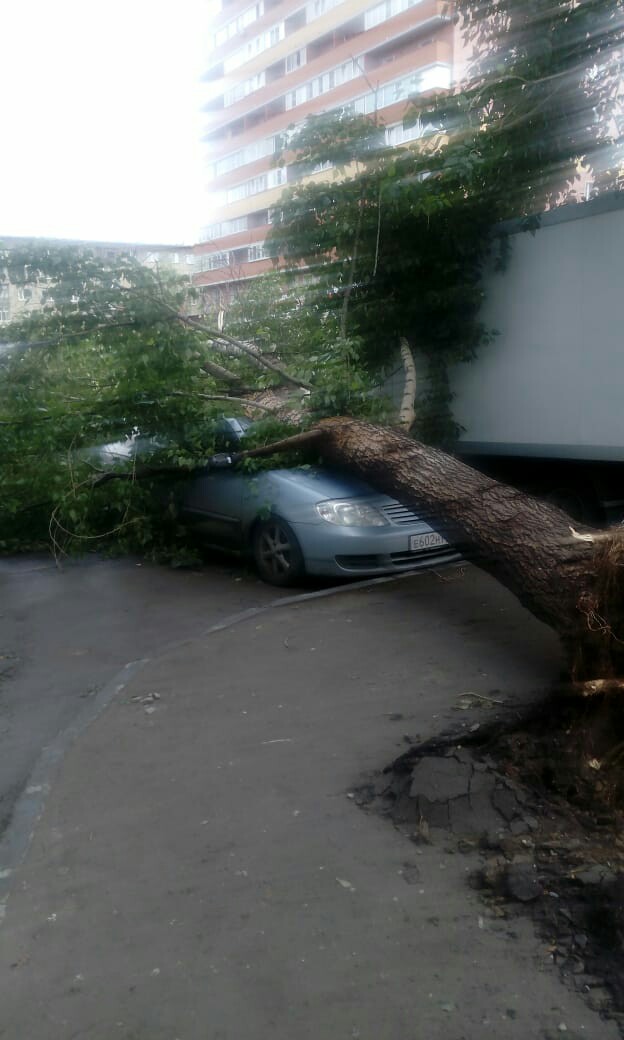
252, 517, 305, 587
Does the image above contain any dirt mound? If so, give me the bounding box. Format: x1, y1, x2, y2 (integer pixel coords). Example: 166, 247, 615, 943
357, 693, 624, 1033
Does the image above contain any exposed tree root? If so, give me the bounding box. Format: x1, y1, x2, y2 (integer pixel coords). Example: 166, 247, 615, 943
359, 691, 624, 1025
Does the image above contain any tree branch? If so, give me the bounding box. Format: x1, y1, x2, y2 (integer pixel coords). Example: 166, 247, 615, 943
88, 426, 322, 488
170, 391, 280, 413
0, 314, 178, 352
151, 296, 312, 391
188, 317, 313, 390
235, 427, 323, 460
199, 356, 246, 388
91, 464, 198, 488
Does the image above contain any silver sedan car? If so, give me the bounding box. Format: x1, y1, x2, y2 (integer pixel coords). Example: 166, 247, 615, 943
179, 463, 460, 586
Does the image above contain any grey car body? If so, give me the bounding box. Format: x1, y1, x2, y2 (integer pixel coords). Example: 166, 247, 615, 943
89, 421, 460, 585
179, 463, 460, 585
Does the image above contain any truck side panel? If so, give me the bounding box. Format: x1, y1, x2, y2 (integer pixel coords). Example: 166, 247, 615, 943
451, 196, 624, 463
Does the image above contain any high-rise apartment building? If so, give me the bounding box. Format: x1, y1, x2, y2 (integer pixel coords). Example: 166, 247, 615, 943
195, 0, 459, 296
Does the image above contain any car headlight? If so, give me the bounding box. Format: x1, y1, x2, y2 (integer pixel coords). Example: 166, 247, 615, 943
316, 499, 388, 527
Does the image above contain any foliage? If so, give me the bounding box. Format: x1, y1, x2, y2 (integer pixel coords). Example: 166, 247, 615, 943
446, 0, 624, 211
0, 248, 242, 555
217, 272, 392, 420
269, 113, 496, 443
0, 246, 385, 556
214, 269, 340, 378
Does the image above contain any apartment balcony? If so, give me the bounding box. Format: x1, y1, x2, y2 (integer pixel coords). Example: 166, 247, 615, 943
208, 0, 281, 47
203, 0, 389, 89
363, 1, 451, 67
204, 21, 364, 133
212, 180, 293, 223
207, 0, 364, 72
195, 221, 271, 252
194, 254, 277, 287
204, 0, 446, 139
205, 46, 451, 167
205, 42, 451, 172
209, 154, 281, 193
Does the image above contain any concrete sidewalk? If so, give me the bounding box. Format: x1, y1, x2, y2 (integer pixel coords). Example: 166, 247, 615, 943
0, 569, 616, 1040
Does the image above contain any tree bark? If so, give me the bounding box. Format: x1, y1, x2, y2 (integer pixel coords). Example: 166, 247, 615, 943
200, 357, 246, 389
241, 417, 624, 685
397, 337, 417, 431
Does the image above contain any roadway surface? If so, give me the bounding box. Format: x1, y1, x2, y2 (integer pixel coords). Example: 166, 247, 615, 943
0, 553, 617, 1039
0, 553, 278, 837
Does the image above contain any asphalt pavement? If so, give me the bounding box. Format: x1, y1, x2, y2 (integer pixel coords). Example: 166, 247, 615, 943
0, 553, 277, 836
0, 557, 618, 1039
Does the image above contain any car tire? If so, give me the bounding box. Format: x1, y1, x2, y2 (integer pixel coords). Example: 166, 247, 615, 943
251, 516, 305, 587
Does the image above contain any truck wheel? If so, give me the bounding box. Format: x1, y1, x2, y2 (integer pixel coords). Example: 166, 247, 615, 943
252, 517, 305, 587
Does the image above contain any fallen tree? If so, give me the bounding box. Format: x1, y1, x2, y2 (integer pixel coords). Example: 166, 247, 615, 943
236, 416, 624, 691
3, 248, 623, 690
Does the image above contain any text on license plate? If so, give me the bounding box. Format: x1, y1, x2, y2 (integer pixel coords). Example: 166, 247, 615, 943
409, 532, 447, 552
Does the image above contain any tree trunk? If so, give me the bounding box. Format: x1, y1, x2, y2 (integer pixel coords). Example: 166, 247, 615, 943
397, 337, 417, 431
243, 417, 624, 687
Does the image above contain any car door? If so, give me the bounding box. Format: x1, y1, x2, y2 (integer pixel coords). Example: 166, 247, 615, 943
179, 469, 246, 546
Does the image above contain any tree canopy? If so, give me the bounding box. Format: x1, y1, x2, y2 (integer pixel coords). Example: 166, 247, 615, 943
0, 246, 389, 557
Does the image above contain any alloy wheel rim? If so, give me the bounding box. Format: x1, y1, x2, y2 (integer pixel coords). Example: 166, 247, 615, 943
258, 523, 293, 578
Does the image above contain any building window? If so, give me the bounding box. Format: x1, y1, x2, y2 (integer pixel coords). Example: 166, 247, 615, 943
285, 59, 357, 109
224, 71, 266, 107
285, 84, 308, 109
385, 120, 424, 147
286, 48, 306, 73
201, 216, 249, 241
365, 0, 388, 28
0, 282, 10, 321
312, 158, 334, 173
341, 64, 452, 118
248, 243, 267, 262
212, 1, 265, 49
200, 251, 231, 272
224, 22, 285, 74
226, 166, 287, 205
307, 0, 343, 18
364, 0, 424, 30
210, 133, 283, 178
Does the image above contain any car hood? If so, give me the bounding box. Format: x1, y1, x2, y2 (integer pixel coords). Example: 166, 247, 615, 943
265, 466, 384, 502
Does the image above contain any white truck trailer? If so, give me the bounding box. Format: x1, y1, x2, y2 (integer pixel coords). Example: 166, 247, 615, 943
450, 192, 624, 523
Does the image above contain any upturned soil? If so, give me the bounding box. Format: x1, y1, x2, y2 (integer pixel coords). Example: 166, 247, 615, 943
358, 692, 624, 1034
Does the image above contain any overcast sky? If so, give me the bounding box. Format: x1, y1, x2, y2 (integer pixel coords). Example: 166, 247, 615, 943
0, 0, 214, 245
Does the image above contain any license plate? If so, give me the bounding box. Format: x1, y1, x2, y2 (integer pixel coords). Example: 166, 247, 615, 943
409, 532, 447, 552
